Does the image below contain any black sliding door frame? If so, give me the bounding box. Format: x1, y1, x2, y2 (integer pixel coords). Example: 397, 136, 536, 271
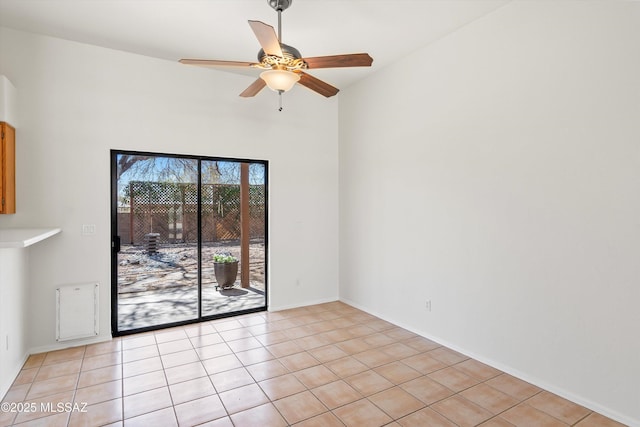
110, 149, 268, 337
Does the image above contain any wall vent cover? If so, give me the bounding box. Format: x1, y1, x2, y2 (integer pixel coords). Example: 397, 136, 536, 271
56, 283, 99, 341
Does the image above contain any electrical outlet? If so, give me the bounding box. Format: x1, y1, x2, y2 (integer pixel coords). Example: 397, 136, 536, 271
82, 224, 96, 235
425, 300, 432, 312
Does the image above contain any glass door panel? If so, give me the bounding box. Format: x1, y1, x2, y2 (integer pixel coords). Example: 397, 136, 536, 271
200, 161, 267, 317
114, 154, 200, 332
112, 151, 267, 335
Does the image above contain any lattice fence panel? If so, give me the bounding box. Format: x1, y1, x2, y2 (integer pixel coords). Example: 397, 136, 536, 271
122, 181, 265, 245
212, 184, 241, 241
250, 185, 266, 239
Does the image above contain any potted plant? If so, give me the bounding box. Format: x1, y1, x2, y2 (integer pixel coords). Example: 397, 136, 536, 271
213, 253, 239, 290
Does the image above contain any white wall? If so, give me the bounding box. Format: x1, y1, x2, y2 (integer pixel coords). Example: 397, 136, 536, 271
0, 26, 339, 358
0, 248, 29, 397
339, 1, 639, 425
0, 75, 17, 124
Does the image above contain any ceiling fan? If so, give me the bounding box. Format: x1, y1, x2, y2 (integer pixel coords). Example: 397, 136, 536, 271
179, 0, 373, 108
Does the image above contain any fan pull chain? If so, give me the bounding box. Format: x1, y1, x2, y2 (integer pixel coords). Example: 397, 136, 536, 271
278, 90, 283, 111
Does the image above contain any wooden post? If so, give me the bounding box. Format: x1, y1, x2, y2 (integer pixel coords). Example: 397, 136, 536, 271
212, 184, 218, 242
240, 163, 250, 288
129, 182, 134, 244
180, 184, 186, 243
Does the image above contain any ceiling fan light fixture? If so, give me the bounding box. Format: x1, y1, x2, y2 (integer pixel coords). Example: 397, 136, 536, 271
260, 69, 300, 92
180, 0, 372, 102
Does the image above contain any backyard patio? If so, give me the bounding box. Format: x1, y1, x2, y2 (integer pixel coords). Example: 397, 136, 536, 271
117, 240, 266, 330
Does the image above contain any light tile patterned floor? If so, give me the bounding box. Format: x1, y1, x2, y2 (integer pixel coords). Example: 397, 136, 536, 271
0, 302, 628, 427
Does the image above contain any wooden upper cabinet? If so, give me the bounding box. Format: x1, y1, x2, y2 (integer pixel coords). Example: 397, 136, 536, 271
1, 121, 15, 214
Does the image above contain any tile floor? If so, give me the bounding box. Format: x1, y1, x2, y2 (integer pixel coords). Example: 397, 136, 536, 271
0, 301, 628, 427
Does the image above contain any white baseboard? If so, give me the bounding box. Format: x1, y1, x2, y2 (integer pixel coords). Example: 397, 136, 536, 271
0, 351, 29, 402
339, 297, 638, 427
269, 297, 339, 312
28, 335, 112, 356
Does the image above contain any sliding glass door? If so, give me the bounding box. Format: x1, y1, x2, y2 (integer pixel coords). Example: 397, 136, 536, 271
111, 151, 267, 335
200, 160, 267, 317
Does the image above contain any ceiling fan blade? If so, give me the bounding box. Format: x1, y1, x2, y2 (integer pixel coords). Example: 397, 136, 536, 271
248, 20, 284, 57
303, 53, 373, 69
179, 59, 257, 68
296, 72, 339, 98
239, 78, 267, 98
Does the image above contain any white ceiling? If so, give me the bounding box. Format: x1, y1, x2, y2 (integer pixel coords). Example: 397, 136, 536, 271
0, 0, 510, 92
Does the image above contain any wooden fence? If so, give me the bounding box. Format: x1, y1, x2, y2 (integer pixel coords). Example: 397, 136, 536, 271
118, 181, 265, 245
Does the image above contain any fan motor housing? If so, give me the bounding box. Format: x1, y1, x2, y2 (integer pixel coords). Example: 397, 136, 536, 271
257, 43, 307, 70
268, 0, 292, 12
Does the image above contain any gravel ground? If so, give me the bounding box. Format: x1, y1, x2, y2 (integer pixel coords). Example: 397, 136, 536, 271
117, 239, 265, 295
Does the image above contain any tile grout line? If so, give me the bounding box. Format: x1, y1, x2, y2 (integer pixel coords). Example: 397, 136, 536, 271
157, 329, 184, 426
2, 303, 623, 427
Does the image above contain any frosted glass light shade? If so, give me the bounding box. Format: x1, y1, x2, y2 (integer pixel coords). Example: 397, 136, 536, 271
260, 69, 300, 92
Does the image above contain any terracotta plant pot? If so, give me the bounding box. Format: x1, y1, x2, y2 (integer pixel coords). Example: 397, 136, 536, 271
214, 261, 239, 289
